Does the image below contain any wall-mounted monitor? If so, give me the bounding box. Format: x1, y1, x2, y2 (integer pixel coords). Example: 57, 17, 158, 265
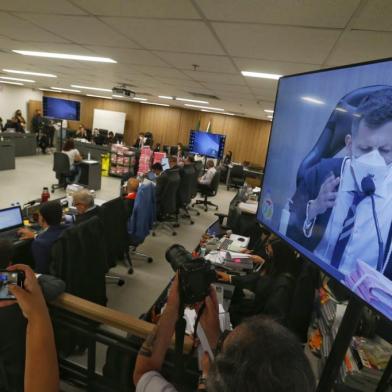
258, 58, 392, 321
188, 130, 226, 159
43, 96, 80, 121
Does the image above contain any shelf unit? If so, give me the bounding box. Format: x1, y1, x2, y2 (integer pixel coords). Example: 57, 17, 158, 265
109, 144, 135, 178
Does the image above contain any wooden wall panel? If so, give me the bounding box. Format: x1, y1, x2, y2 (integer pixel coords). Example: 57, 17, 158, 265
41, 92, 271, 166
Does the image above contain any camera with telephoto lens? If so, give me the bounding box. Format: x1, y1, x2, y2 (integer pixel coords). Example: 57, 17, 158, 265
165, 244, 216, 305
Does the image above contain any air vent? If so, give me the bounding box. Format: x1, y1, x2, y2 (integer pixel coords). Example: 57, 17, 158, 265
188, 91, 220, 100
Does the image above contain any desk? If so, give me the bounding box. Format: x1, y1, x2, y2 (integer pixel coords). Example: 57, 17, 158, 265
79, 160, 101, 190
0, 140, 15, 170
225, 164, 263, 187
2, 132, 36, 156
74, 141, 111, 161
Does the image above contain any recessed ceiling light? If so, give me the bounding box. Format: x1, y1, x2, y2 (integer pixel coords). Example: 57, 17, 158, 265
141, 102, 170, 107
201, 109, 234, 116
13, 50, 116, 63
0, 80, 24, 86
177, 97, 209, 104
0, 76, 35, 83
3, 69, 57, 78
71, 84, 112, 92
86, 94, 112, 99
241, 71, 282, 80
185, 104, 224, 111
39, 88, 62, 92
51, 87, 80, 92
158, 95, 173, 100
301, 96, 325, 105
133, 97, 147, 101
264, 109, 274, 113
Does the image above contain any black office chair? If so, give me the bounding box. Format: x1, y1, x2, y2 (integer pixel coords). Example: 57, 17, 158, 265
192, 169, 221, 212
51, 152, 72, 193
227, 164, 246, 190
177, 165, 196, 225
153, 169, 181, 236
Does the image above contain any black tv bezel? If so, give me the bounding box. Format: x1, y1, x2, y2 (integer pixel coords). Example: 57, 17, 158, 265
257, 56, 392, 323
42, 96, 81, 121
188, 129, 226, 159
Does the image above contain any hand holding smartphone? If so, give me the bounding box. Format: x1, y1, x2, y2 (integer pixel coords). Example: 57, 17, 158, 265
0, 270, 25, 300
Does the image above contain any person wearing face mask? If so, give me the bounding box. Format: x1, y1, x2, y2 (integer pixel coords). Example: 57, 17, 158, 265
288, 88, 392, 279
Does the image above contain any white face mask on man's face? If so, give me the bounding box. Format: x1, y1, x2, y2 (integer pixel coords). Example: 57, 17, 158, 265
350, 149, 389, 191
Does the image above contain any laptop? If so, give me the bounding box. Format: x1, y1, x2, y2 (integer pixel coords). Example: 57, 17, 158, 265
0, 206, 24, 241
219, 234, 250, 252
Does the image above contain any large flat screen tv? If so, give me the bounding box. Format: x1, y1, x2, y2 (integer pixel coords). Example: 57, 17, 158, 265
258, 58, 392, 321
188, 130, 226, 159
43, 96, 80, 121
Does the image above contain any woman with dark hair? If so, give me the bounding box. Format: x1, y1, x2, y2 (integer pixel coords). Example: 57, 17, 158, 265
12, 109, 26, 132
223, 150, 232, 165
62, 138, 82, 182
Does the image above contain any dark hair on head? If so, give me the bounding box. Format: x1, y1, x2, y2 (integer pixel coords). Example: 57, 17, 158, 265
207, 159, 214, 168
352, 88, 392, 134
266, 239, 301, 278
63, 138, 75, 151
39, 201, 62, 226
108, 131, 114, 137
152, 162, 163, 171
208, 316, 315, 392
0, 239, 13, 269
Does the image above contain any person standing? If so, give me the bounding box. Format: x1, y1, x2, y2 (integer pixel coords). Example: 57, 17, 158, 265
13, 110, 26, 132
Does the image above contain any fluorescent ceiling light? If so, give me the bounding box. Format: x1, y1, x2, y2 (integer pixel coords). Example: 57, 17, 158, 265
3, 69, 57, 78
241, 71, 282, 80
267, 115, 273, 119
71, 84, 112, 92
13, 50, 116, 63
112, 94, 125, 98
133, 97, 147, 101
301, 96, 325, 105
39, 88, 62, 92
86, 94, 112, 99
51, 87, 80, 92
264, 109, 274, 113
0, 80, 23, 86
0, 76, 35, 83
185, 104, 224, 111
158, 95, 173, 100
177, 97, 209, 104
141, 102, 170, 107
201, 109, 234, 116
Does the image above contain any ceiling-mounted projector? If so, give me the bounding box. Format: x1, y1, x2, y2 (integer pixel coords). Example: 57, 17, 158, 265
112, 86, 135, 98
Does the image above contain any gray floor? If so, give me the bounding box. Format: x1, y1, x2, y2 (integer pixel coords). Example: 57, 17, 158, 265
0, 153, 235, 389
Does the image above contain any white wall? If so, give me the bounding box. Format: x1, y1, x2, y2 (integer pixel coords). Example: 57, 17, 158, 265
0, 85, 42, 127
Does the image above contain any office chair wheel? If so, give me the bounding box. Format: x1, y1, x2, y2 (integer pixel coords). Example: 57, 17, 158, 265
215, 206, 219, 210
152, 232, 156, 237
204, 207, 208, 212
147, 257, 153, 263
196, 211, 200, 216
173, 223, 180, 228
117, 279, 125, 286
172, 232, 177, 236
128, 267, 134, 274
190, 220, 194, 225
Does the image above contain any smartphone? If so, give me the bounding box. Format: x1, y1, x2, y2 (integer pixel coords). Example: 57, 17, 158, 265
0, 270, 25, 300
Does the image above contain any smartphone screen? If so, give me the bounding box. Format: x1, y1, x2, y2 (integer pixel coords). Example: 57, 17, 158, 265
0, 271, 24, 300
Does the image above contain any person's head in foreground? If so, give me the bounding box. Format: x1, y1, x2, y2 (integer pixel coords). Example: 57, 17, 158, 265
38, 201, 63, 229
346, 88, 392, 165
208, 316, 315, 392
63, 138, 75, 151
127, 177, 140, 194
73, 189, 94, 215
207, 159, 215, 169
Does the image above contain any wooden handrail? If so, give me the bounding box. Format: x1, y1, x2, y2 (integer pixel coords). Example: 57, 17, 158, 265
51, 293, 193, 352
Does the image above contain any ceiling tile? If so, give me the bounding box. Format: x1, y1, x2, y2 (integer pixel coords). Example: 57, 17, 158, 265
103, 18, 224, 55
184, 70, 246, 85
154, 78, 206, 90
213, 22, 340, 63
199, 82, 252, 94
0, 12, 69, 42
19, 14, 137, 47
128, 65, 191, 80
76, 0, 199, 19
196, 0, 360, 28
352, 0, 392, 31
326, 30, 392, 66
154, 52, 237, 73
233, 58, 320, 76
0, 0, 86, 14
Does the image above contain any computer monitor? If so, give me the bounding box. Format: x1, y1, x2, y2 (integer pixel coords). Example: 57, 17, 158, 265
188, 130, 226, 159
0, 206, 23, 232
43, 96, 80, 121
258, 57, 392, 321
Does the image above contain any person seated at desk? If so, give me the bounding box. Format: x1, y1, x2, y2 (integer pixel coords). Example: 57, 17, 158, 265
198, 159, 216, 187
146, 162, 163, 182
73, 189, 100, 224
107, 131, 115, 145
18, 201, 67, 274
75, 124, 88, 139
62, 138, 82, 182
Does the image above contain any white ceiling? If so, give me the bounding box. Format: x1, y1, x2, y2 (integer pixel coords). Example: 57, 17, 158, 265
0, 0, 391, 120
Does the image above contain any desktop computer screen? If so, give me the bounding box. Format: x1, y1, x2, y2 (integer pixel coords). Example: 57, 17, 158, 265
188, 130, 226, 159
258, 58, 392, 321
43, 96, 80, 121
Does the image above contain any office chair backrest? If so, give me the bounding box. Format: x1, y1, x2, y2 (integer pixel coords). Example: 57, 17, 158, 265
161, 169, 181, 214
179, 164, 195, 205
53, 152, 71, 177
297, 85, 391, 185
210, 169, 221, 195
230, 164, 245, 178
